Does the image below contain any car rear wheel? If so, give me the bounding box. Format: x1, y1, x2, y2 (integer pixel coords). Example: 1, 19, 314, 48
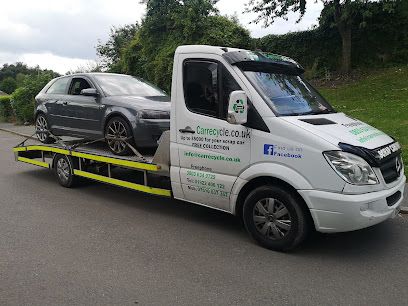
35, 114, 54, 144
105, 117, 135, 156
242, 185, 310, 251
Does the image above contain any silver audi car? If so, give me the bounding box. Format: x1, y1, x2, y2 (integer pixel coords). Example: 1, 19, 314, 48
35, 73, 170, 155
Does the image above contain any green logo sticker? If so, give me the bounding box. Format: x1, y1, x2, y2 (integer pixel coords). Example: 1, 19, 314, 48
233, 99, 245, 114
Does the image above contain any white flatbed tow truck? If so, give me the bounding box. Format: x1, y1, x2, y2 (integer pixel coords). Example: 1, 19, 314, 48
14, 45, 406, 251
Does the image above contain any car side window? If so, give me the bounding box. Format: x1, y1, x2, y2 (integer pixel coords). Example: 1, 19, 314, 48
46, 78, 70, 94
68, 77, 92, 95
183, 60, 242, 120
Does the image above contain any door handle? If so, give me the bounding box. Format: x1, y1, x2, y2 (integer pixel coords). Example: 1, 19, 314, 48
179, 127, 195, 134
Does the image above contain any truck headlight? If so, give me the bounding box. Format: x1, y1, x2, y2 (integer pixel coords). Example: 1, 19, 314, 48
324, 151, 379, 185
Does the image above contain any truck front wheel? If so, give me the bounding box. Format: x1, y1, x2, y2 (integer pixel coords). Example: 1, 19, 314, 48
242, 185, 310, 251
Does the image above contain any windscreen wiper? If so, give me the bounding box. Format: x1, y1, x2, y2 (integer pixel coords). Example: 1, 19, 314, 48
308, 109, 336, 115
282, 109, 335, 116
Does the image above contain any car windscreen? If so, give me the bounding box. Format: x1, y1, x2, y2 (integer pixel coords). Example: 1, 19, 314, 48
94, 74, 167, 97
243, 71, 335, 116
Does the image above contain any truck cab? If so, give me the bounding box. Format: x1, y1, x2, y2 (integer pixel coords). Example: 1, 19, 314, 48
169, 45, 405, 250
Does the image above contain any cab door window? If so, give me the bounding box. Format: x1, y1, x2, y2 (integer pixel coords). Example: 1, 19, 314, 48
68, 77, 92, 95
184, 61, 218, 117
183, 60, 241, 119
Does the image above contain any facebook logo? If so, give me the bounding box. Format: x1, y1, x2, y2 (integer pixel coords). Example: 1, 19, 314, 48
264, 144, 274, 155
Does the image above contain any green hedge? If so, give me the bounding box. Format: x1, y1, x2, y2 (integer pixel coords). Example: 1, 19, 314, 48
255, 27, 340, 76
0, 95, 13, 121
11, 73, 54, 123
256, 2, 408, 75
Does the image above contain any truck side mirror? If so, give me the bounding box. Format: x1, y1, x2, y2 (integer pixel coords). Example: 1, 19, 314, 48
227, 90, 248, 125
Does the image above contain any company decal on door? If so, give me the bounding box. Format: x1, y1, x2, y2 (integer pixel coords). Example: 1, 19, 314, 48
263, 144, 303, 159
179, 125, 251, 152
185, 169, 229, 198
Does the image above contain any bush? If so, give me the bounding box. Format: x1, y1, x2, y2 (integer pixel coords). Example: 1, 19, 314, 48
0, 95, 12, 121
12, 87, 36, 123
0, 77, 17, 94
256, 1, 408, 73
12, 73, 54, 123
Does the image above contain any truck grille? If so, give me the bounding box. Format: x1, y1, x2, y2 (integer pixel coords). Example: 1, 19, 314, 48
380, 155, 402, 184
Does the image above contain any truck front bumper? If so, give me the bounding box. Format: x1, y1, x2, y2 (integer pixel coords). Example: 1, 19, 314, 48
299, 175, 406, 233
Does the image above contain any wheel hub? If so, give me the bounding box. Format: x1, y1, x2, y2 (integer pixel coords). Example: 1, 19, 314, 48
56, 158, 70, 182
253, 197, 292, 240
106, 120, 128, 154
266, 214, 276, 222
36, 116, 48, 142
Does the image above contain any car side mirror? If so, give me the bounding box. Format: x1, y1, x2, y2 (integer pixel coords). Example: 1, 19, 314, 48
227, 90, 248, 125
80, 88, 99, 97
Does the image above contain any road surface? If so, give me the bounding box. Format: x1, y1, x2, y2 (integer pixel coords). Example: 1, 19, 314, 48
1, 131, 407, 305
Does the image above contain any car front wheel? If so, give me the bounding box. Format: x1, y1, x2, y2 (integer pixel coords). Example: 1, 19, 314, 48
105, 117, 135, 156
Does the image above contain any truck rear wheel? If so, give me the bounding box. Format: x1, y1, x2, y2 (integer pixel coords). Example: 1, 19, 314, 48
242, 185, 309, 251
54, 154, 77, 188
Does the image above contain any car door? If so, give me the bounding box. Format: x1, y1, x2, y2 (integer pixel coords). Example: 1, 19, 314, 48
43, 76, 71, 132
176, 57, 252, 212
62, 77, 103, 137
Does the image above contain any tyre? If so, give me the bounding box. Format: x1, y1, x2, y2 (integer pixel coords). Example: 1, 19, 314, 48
105, 117, 135, 156
242, 185, 310, 251
35, 114, 55, 144
54, 154, 77, 188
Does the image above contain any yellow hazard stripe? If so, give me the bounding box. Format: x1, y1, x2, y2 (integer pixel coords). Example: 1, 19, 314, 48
17, 157, 49, 168
73, 169, 171, 197
71, 151, 159, 171
13, 145, 70, 155
13, 145, 159, 171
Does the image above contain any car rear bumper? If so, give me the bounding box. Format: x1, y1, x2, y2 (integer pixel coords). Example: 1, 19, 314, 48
299, 175, 406, 233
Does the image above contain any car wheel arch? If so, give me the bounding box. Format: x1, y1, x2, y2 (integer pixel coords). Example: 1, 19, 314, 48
35, 105, 48, 118
103, 111, 135, 138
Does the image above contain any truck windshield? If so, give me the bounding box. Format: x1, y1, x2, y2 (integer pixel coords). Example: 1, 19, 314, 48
94, 74, 167, 97
244, 71, 335, 116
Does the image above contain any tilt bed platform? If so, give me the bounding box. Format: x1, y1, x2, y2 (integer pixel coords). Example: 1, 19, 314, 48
13, 131, 172, 197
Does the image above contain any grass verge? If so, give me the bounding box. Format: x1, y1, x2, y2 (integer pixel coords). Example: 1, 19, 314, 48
319, 66, 408, 173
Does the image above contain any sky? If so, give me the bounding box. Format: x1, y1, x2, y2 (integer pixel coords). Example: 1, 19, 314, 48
0, 0, 323, 74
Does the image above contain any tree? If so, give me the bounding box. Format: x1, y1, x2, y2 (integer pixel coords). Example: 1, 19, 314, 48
0, 77, 17, 94
66, 61, 103, 75
246, 0, 398, 73
96, 24, 139, 70
116, 0, 252, 91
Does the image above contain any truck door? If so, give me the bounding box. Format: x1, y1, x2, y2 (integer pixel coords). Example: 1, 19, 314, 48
176, 58, 251, 212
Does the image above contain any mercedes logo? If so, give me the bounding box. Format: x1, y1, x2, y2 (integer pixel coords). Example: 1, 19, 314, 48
396, 157, 402, 174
